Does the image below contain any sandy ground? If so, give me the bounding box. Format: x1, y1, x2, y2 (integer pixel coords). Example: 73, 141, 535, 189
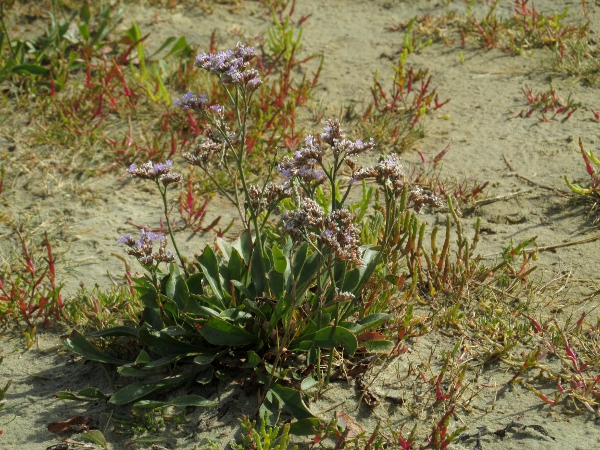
1, 0, 600, 448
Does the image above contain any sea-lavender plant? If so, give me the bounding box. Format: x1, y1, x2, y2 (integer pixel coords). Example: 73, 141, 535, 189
63, 43, 443, 433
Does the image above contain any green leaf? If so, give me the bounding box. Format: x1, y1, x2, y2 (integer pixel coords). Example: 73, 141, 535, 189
296, 251, 320, 297
186, 273, 204, 296
292, 242, 308, 280
109, 374, 190, 405
161, 326, 190, 337
232, 231, 251, 265
62, 330, 130, 365
138, 327, 207, 356
291, 326, 358, 356
197, 246, 226, 309
300, 377, 318, 391
259, 389, 280, 425
251, 244, 266, 295
78, 23, 90, 41
54, 388, 110, 402
354, 313, 390, 333
82, 430, 107, 449
268, 270, 285, 301
165, 264, 189, 309
193, 354, 215, 365
118, 367, 157, 377
11, 64, 50, 76
271, 245, 287, 274
186, 299, 221, 317
339, 267, 360, 293
163, 36, 191, 59
134, 395, 216, 409
231, 280, 253, 301
200, 317, 258, 346
227, 249, 246, 285
240, 350, 261, 368
195, 366, 214, 385
290, 418, 322, 436
89, 326, 139, 339
146, 36, 176, 59
134, 278, 160, 309
79, 3, 91, 23
119, 354, 182, 376
219, 308, 252, 321
354, 246, 379, 297
243, 299, 267, 321
141, 354, 182, 369
270, 384, 315, 420
134, 350, 152, 366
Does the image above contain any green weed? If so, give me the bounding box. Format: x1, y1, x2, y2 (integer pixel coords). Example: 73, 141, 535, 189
565, 137, 600, 224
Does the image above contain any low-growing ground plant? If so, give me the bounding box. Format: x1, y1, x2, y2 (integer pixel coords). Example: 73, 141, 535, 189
565, 137, 600, 224
0, 221, 64, 345
358, 41, 449, 153
513, 84, 580, 121
390, 0, 598, 85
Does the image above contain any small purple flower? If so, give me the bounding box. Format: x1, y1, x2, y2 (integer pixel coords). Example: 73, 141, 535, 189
194, 42, 257, 84
248, 77, 262, 89
174, 92, 208, 110
117, 235, 135, 245
210, 104, 225, 117
152, 160, 173, 175
118, 229, 173, 265
127, 160, 181, 186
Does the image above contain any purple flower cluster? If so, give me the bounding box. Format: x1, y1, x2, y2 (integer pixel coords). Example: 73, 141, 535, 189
118, 229, 175, 265
174, 92, 208, 110
321, 118, 375, 157
195, 42, 262, 88
350, 154, 442, 210
319, 209, 362, 265
350, 154, 405, 193
281, 199, 363, 265
277, 119, 374, 185
277, 135, 326, 184
127, 160, 182, 186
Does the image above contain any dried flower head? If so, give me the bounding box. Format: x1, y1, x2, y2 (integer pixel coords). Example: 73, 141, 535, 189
321, 118, 375, 157
281, 198, 325, 239
183, 128, 227, 168
408, 186, 444, 212
281, 201, 363, 265
321, 118, 345, 146
195, 42, 262, 87
160, 172, 183, 186
127, 160, 182, 186
319, 209, 363, 265
246, 182, 292, 213
350, 155, 405, 194
333, 288, 355, 303
118, 229, 175, 265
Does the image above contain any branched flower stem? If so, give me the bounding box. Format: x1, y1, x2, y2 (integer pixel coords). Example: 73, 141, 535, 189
157, 181, 189, 278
